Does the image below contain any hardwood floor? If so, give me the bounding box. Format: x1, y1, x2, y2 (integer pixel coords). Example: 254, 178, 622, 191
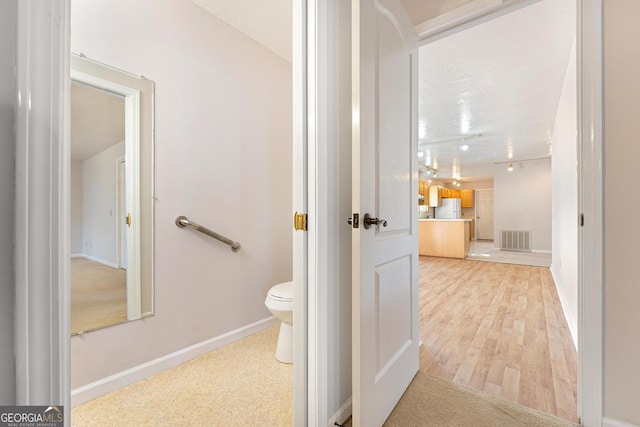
418, 256, 578, 422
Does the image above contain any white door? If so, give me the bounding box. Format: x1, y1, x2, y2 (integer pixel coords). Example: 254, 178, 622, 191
475, 189, 494, 240
118, 159, 128, 269
352, 0, 419, 425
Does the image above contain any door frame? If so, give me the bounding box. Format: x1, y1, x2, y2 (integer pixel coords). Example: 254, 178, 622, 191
18, 0, 603, 426
408, 0, 603, 424
117, 157, 127, 269
71, 67, 142, 320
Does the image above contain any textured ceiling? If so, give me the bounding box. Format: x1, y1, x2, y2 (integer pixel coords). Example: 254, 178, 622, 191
418, 0, 575, 182
71, 82, 125, 161
193, 0, 292, 62
193, 0, 574, 184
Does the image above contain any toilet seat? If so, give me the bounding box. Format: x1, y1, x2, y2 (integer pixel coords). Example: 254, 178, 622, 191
268, 281, 293, 302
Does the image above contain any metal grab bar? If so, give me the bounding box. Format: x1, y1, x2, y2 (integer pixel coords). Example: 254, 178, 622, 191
175, 215, 241, 252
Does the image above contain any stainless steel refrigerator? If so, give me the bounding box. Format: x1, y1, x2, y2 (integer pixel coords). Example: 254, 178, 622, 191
435, 198, 462, 219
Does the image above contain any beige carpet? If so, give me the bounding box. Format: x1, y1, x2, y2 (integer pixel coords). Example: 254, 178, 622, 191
72, 325, 293, 426
345, 371, 578, 427
71, 257, 127, 334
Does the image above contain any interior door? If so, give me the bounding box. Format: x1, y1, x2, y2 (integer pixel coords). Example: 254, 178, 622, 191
475, 189, 494, 240
352, 0, 419, 425
118, 159, 128, 269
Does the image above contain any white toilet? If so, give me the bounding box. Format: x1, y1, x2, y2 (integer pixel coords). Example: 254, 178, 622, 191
265, 281, 293, 363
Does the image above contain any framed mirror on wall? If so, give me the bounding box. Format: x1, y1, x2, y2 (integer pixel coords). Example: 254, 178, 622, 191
70, 53, 155, 335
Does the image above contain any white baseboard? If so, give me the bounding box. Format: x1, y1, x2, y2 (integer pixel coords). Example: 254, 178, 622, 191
604, 417, 639, 427
327, 397, 352, 427
550, 266, 578, 350
80, 253, 119, 269
532, 249, 552, 254
71, 316, 278, 407
70, 253, 84, 258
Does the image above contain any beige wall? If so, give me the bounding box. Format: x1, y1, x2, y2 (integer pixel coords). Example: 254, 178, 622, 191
70, 0, 292, 389
604, 1, 640, 425
493, 158, 552, 252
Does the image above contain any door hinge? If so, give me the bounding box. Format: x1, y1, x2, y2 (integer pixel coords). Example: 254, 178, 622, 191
126, 213, 132, 227
580, 213, 584, 227
294, 212, 307, 231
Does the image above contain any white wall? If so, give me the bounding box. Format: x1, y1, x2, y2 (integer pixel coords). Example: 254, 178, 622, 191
604, 1, 640, 425
493, 158, 551, 251
70, 0, 292, 390
71, 160, 84, 255
82, 142, 124, 266
0, 0, 16, 405
550, 39, 577, 347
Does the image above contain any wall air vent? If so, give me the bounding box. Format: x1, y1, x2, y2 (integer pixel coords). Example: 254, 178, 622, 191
500, 230, 531, 252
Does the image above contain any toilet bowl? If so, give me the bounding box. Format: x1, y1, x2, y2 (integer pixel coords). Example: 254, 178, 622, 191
265, 281, 293, 363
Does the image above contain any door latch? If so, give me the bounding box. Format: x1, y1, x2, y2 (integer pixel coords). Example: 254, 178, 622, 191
347, 213, 359, 229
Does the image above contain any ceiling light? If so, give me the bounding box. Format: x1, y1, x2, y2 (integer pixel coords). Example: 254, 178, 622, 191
459, 144, 469, 151
427, 180, 432, 184
507, 164, 514, 172
417, 151, 424, 158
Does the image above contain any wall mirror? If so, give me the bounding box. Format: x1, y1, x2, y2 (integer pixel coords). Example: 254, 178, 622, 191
70, 54, 154, 335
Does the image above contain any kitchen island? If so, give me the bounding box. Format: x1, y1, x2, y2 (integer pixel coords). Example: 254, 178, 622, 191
418, 219, 472, 259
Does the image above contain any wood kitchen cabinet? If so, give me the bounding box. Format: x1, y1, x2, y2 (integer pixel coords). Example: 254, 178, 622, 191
461, 189, 474, 208
418, 181, 429, 206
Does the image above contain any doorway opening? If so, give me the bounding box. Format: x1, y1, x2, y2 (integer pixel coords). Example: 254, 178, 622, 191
414, 0, 578, 421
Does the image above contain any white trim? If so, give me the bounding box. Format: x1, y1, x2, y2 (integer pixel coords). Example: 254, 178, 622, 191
327, 397, 352, 427
306, 0, 335, 425
14, 0, 71, 419
416, 0, 542, 45
531, 249, 552, 254
292, 0, 309, 426
72, 66, 142, 321
549, 266, 578, 350
115, 156, 126, 269
603, 418, 639, 427
415, 0, 501, 36
71, 317, 277, 407
577, 0, 603, 426
70, 253, 84, 258
79, 253, 118, 269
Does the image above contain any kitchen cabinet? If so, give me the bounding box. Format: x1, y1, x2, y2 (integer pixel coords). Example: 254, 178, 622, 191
461, 189, 474, 208
418, 219, 471, 258
418, 181, 429, 205
441, 188, 461, 199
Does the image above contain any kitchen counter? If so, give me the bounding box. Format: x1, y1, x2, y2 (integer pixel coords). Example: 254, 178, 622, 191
418, 219, 470, 259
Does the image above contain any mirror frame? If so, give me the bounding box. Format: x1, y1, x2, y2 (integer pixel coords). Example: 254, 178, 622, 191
71, 53, 155, 332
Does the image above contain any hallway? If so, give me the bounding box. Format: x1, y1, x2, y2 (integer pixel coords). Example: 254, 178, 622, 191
418, 256, 577, 422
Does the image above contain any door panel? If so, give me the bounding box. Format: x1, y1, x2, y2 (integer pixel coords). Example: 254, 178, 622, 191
352, 0, 419, 425
476, 189, 494, 240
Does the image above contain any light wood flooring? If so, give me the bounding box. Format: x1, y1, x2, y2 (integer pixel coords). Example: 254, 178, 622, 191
71, 257, 127, 334
418, 256, 578, 422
